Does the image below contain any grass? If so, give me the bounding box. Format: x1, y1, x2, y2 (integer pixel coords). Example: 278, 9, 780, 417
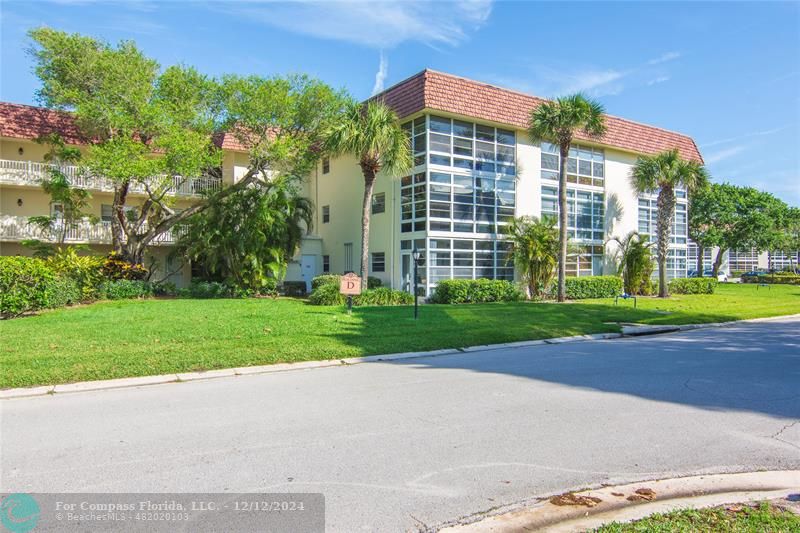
1, 284, 798, 389
594, 501, 800, 532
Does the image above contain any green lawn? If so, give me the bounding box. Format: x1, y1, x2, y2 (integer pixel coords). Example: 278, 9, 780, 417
594, 501, 800, 532
1, 284, 798, 389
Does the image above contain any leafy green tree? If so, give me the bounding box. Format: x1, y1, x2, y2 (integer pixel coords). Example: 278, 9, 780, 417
28, 28, 346, 267
608, 231, 654, 295
630, 150, 709, 297
528, 94, 606, 302
698, 184, 789, 275
26, 135, 94, 250
688, 182, 725, 273
774, 207, 800, 273
177, 177, 313, 292
505, 216, 559, 299
324, 100, 412, 290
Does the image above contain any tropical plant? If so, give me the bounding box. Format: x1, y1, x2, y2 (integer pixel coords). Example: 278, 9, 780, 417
324, 100, 412, 290
28, 28, 346, 269
630, 149, 709, 297
45, 246, 106, 299
608, 231, 654, 295
504, 216, 559, 299
528, 93, 607, 302
177, 177, 313, 292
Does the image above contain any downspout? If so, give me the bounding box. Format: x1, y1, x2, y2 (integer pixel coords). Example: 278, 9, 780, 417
390, 176, 396, 289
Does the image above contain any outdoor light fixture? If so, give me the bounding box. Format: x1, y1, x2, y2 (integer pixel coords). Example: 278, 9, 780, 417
17, 199, 23, 207
18, 147, 24, 155
412, 246, 422, 320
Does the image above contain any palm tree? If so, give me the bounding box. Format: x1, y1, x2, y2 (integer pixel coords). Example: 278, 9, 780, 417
325, 100, 412, 290
505, 216, 559, 299
528, 94, 607, 302
630, 150, 709, 297
608, 231, 654, 295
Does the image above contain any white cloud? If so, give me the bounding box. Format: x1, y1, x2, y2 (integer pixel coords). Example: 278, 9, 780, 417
704, 145, 746, 165
371, 51, 388, 96
214, 0, 493, 48
647, 51, 681, 65
701, 126, 788, 148
646, 76, 670, 86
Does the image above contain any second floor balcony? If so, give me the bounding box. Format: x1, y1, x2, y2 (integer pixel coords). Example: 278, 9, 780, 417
0, 159, 221, 197
0, 214, 183, 246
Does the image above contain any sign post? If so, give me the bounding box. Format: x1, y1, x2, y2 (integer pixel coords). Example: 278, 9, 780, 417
339, 273, 362, 314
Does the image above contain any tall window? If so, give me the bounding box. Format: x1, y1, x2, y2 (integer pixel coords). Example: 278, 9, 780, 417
400, 172, 426, 233
638, 196, 688, 244
372, 192, 386, 214
344, 243, 353, 272
322, 157, 330, 174
427, 171, 515, 234
687, 242, 714, 271
322, 255, 330, 273
540, 186, 604, 275
371, 252, 385, 272
540, 143, 605, 187
322, 205, 330, 224
427, 238, 513, 284
402, 116, 427, 168
425, 115, 516, 175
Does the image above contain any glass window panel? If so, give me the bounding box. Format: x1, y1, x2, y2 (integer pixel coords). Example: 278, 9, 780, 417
541, 153, 559, 170
453, 137, 473, 156
541, 142, 558, 154
567, 158, 578, 173
430, 171, 450, 183
430, 154, 451, 166
429, 184, 451, 201
578, 160, 592, 176
453, 120, 474, 138
429, 116, 451, 134
497, 145, 515, 163
476, 141, 494, 160
453, 240, 473, 250
541, 170, 558, 181
453, 158, 473, 170
497, 129, 515, 145
475, 161, 495, 173
454, 222, 473, 232
476, 124, 495, 142
430, 133, 451, 153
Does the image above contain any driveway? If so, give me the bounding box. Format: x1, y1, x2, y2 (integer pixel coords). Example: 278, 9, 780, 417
2, 317, 799, 531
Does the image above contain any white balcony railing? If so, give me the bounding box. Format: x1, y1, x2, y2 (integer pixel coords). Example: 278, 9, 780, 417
0, 215, 183, 246
0, 159, 221, 197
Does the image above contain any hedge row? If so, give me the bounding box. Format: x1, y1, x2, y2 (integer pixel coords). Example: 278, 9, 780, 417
741, 273, 800, 285
430, 279, 523, 304
308, 284, 412, 306
561, 276, 623, 299
668, 277, 718, 294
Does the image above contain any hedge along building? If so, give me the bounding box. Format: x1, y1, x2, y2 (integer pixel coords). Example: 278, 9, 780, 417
0, 69, 706, 292
313, 70, 703, 295
0, 102, 322, 288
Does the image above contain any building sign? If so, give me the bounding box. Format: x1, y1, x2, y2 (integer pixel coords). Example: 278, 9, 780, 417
339, 273, 362, 295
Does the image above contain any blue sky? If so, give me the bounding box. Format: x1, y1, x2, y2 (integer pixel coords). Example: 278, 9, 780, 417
1, 0, 798, 205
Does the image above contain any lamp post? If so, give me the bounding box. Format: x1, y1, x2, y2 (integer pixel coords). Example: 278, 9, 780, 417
412, 245, 422, 320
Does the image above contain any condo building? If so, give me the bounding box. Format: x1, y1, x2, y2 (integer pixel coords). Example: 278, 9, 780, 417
2, 70, 791, 292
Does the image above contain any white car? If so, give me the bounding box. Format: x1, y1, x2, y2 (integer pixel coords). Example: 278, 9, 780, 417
703, 269, 728, 282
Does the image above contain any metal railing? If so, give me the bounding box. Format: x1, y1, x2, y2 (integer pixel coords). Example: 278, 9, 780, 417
0, 159, 221, 197
0, 215, 182, 246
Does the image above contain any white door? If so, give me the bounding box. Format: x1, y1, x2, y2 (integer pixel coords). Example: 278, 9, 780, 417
301, 255, 316, 294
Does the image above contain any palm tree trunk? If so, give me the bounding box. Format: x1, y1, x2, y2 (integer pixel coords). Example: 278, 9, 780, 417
359, 166, 377, 291
656, 186, 675, 298
557, 144, 569, 302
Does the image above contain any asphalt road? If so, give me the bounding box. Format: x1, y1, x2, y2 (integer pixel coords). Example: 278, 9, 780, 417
2, 317, 799, 531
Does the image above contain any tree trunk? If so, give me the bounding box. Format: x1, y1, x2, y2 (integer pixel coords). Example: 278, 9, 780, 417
712, 247, 726, 277
656, 186, 676, 298
557, 144, 569, 302
111, 181, 130, 256
359, 165, 377, 291
696, 244, 704, 274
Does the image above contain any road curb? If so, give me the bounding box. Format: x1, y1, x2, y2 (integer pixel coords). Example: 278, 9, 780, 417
439, 470, 800, 532
3, 313, 799, 400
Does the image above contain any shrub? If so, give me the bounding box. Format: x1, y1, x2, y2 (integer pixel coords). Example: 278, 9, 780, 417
0, 256, 57, 318
308, 284, 345, 306
46, 247, 105, 300
562, 276, 624, 299
668, 277, 718, 294
281, 281, 306, 297
46, 276, 81, 308
355, 287, 413, 306
178, 281, 233, 299
741, 273, 800, 285
102, 252, 148, 281
431, 279, 524, 304
311, 274, 381, 290
102, 280, 154, 300
153, 281, 178, 297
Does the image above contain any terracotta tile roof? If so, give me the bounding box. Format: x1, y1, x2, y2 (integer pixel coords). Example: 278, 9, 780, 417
0, 101, 250, 152
376, 69, 703, 163
0, 102, 88, 145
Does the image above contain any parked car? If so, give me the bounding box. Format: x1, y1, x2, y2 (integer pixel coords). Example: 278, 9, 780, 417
742, 270, 767, 277
703, 269, 728, 282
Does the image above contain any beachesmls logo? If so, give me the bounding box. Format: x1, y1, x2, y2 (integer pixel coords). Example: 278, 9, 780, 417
0, 493, 40, 533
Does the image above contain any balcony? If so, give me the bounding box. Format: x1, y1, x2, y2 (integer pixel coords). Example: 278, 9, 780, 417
0, 159, 221, 197
0, 215, 183, 246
